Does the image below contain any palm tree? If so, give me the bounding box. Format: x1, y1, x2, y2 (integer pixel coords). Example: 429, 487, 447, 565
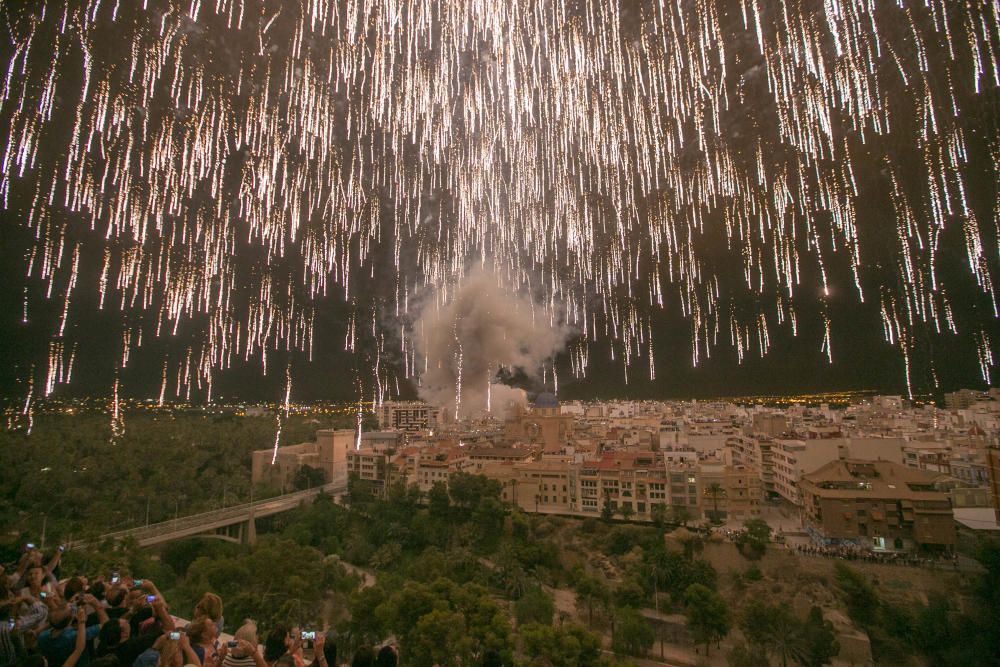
650, 503, 666, 529
574, 575, 607, 627
770, 619, 809, 667
706, 483, 723, 524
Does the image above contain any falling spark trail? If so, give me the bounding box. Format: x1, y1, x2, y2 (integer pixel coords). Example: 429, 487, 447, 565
0, 0, 997, 413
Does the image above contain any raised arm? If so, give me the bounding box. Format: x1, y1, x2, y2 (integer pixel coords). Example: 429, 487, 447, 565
150, 595, 176, 632
43, 549, 62, 576
80, 593, 108, 625
62, 607, 88, 667
179, 632, 202, 666
311, 634, 329, 667
239, 639, 269, 667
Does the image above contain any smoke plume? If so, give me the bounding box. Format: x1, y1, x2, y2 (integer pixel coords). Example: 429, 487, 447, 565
413, 267, 570, 418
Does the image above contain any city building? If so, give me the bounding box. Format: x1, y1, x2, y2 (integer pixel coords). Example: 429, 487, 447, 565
799, 459, 955, 552
988, 447, 1000, 523
377, 401, 443, 432
503, 393, 574, 452
347, 448, 389, 495
698, 462, 763, 522
251, 428, 353, 490
413, 448, 473, 492
466, 445, 536, 471
944, 388, 984, 410
771, 437, 906, 504
485, 459, 575, 514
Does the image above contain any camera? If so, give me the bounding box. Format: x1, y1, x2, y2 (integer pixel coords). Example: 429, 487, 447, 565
146, 595, 156, 603
39, 591, 47, 599
25, 543, 35, 550
111, 572, 120, 584
227, 640, 239, 648
58, 545, 65, 553
301, 631, 316, 641
133, 578, 143, 587
6, 619, 14, 630
169, 631, 181, 641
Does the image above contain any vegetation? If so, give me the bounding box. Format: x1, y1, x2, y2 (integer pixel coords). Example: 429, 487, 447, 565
833, 547, 1000, 666
611, 607, 654, 657
740, 600, 838, 667
734, 518, 771, 560
0, 411, 353, 545
682, 583, 729, 656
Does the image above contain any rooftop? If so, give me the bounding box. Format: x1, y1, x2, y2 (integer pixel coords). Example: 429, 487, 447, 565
800, 458, 949, 501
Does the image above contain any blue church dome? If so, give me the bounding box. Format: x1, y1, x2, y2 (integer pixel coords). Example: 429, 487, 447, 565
532, 392, 559, 408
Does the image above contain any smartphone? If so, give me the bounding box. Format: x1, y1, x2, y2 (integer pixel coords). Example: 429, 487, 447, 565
227, 640, 238, 648
40, 591, 47, 599
6, 619, 14, 630
58, 545, 65, 553
145, 594, 155, 603
133, 578, 143, 587
111, 572, 120, 584
301, 630, 316, 641
25, 543, 35, 550
169, 631, 181, 641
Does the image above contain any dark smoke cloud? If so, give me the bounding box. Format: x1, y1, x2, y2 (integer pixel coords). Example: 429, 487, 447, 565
413, 267, 571, 418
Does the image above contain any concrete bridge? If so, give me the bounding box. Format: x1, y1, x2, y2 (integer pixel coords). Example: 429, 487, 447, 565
81, 483, 346, 548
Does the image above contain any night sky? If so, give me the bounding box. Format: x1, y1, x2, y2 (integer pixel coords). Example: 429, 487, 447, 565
0, 1, 998, 406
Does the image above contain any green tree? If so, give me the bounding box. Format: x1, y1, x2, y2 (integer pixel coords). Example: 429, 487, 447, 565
347, 584, 388, 646
574, 574, 608, 627
407, 608, 464, 666
832, 563, 879, 627
177, 535, 357, 630
377, 578, 512, 665
650, 503, 668, 530
448, 472, 502, 512
683, 583, 730, 656
611, 607, 655, 657
614, 576, 647, 609
801, 606, 839, 667
293, 464, 327, 490
601, 489, 614, 522
735, 518, 771, 560
495, 543, 529, 599
672, 505, 691, 526
347, 473, 379, 507
728, 642, 770, 667
619, 503, 634, 521
515, 586, 555, 626
428, 481, 451, 519
520, 622, 602, 667
746, 601, 807, 667
471, 495, 506, 547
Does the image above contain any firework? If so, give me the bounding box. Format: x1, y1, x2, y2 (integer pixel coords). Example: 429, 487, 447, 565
0, 0, 997, 412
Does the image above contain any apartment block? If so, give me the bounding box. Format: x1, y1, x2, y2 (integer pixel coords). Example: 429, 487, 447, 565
799, 459, 955, 552
377, 401, 442, 432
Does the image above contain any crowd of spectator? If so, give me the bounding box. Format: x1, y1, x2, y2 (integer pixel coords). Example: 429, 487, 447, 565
793, 542, 959, 567
0, 546, 402, 667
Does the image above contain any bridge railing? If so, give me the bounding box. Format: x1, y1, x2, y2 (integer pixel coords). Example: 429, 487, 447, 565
91, 482, 345, 545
